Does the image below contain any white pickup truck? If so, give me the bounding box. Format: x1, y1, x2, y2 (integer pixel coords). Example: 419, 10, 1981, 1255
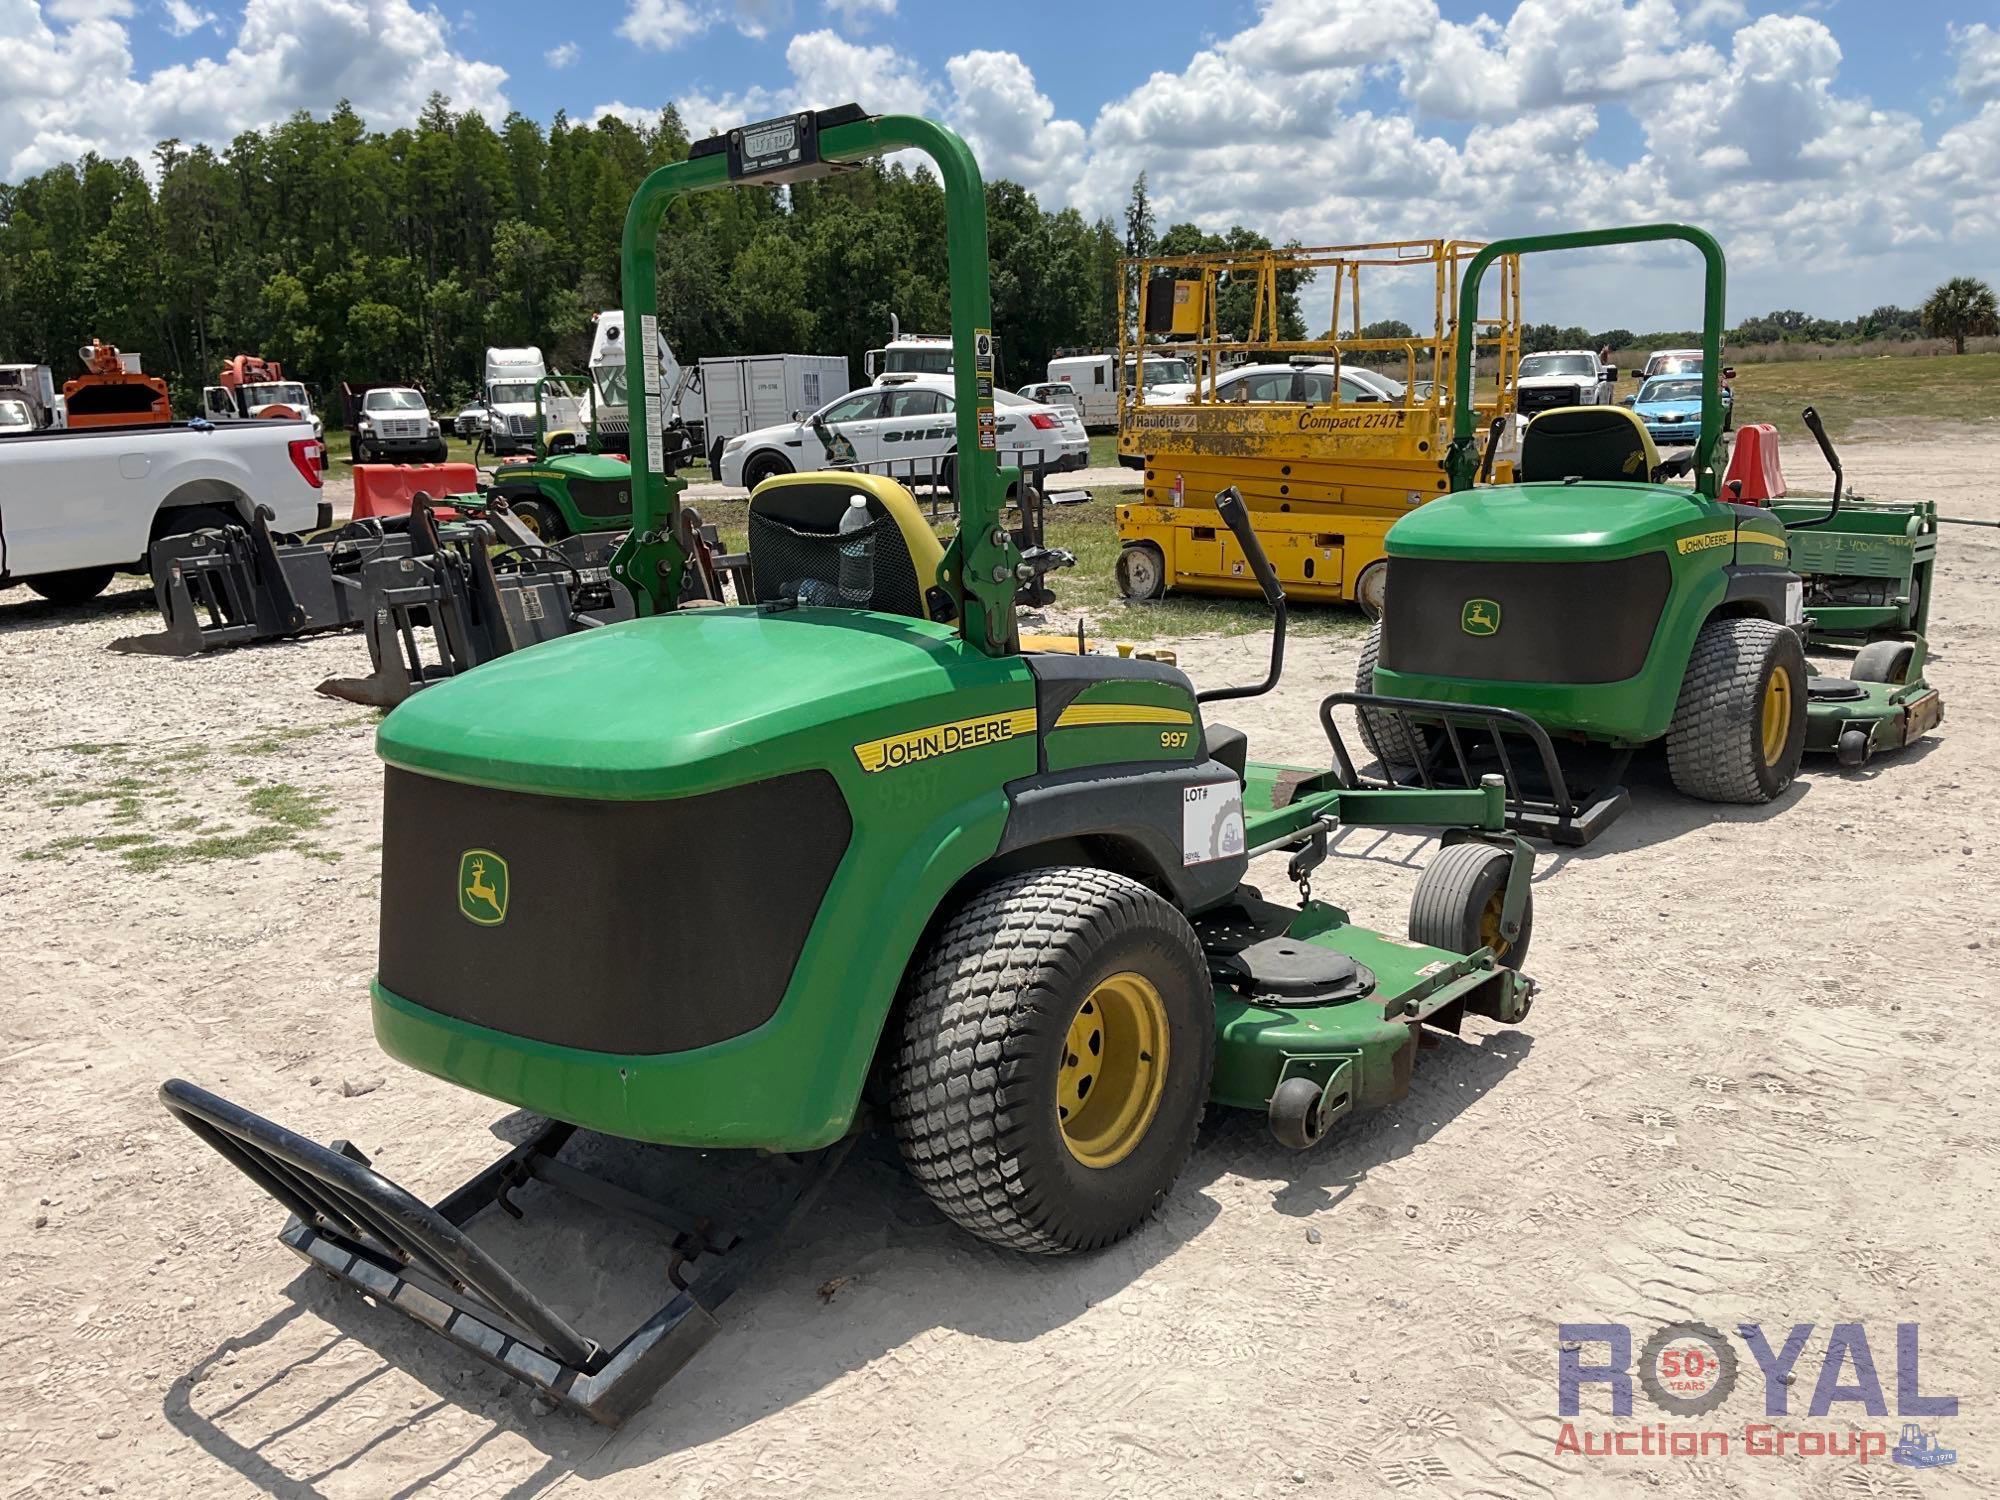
0, 419, 328, 605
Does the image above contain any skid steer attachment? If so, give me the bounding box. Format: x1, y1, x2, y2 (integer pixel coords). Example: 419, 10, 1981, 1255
315, 500, 636, 708
160, 1079, 853, 1427
111, 507, 402, 656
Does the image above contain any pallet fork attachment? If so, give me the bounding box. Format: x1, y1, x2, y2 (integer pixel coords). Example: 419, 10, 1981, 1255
160, 1078, 854, 1427
316, 499, 635, 708
111, 506, 391, 656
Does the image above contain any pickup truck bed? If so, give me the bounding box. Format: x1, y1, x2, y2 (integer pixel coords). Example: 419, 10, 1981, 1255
0, 419, 327, 604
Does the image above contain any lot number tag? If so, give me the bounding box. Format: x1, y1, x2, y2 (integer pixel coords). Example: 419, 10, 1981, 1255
1183, 782, 1246, 866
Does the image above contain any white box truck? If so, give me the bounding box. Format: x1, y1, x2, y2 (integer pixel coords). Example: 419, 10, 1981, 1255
482, 347, 548, 456
694, 354, 850, 469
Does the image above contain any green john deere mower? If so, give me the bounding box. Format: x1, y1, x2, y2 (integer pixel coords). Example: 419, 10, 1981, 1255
1345, 224, 1942, 844
481, 372, 636, 541
161, 108, 1539, 1426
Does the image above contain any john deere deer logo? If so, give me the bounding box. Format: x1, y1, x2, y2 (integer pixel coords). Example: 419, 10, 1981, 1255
1461, 598, 1502, 636
458, 849, 508, 926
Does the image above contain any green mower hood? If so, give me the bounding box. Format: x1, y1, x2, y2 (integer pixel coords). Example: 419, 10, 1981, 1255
1389, 480, 1701, 561
375, 606, 1035, 800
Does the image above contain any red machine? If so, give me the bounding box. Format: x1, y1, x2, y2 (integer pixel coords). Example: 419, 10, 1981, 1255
64, 341, 171, 429
218, 355, 303, 419
351, 463, 477, 522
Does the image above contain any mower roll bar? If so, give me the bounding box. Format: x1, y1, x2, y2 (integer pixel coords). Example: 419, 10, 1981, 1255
1445, 224, 1727, 500
612, 107, 1022, 656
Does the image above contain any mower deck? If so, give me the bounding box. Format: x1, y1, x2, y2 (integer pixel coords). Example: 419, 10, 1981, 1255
1200, 891, 1532, 1125
1805, 671, 1944, 767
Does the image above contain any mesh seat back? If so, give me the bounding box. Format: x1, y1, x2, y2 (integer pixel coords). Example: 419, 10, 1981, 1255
1519, 406, 1658, 484
746, 473, 943, 619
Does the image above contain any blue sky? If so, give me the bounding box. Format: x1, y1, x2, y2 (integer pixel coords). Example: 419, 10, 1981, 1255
13, 0, 2000, 329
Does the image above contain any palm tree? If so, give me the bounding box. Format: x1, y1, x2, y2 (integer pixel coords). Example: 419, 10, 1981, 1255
1921, 276, 1999, 355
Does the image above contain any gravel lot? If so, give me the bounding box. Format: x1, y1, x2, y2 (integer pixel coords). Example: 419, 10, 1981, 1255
2, 428, 1996, 1498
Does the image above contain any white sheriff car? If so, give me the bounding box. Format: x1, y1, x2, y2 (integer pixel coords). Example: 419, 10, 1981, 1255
717, 373, 1089, 490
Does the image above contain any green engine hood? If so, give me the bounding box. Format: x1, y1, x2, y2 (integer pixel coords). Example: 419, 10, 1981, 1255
493, 452, 630, 483
375, 607, 1033, 799
1390, 481, 1706, 560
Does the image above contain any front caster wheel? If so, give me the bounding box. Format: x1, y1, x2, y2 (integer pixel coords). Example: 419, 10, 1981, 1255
1836, 727, 1871, 768
1268, 1076, 1337, 1150
1409, 841, 1532, 970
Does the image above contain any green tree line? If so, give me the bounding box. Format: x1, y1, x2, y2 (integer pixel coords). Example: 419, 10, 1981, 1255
0, 98, 1304, 419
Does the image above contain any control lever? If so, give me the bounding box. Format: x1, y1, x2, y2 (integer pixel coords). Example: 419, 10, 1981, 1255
1786, 405, 1843, 530
1476, 414, 1509, 484
1198, 486, 1287, 704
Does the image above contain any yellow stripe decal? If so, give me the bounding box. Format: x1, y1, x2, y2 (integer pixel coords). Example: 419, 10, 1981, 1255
853, 709, 1036, 774
1053, 704, 1196, 730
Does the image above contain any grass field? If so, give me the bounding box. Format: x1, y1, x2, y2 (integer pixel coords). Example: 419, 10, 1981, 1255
1727, 351, 2000, 439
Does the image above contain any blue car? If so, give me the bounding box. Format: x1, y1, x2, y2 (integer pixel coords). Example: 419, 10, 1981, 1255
1628, 375, 1730, 448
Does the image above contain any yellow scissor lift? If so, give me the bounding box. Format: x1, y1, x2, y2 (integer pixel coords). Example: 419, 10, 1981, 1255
1113, 239, 1521, 617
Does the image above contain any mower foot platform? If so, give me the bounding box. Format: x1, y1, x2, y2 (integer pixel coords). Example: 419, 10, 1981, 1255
1323, 690, 1630, 846
159, 1078, 851, 1427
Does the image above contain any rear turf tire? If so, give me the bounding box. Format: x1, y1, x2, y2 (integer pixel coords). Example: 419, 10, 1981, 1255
888, 867, 1214, 1256
27, 567, 116, 606
507, 497, 565, 541
1409, 841, 1532, 970
1666, 616, 1807, 803
1355, 623, 1430, 771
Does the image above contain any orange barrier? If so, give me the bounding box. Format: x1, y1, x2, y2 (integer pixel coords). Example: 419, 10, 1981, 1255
351, 463, 478, 521
1722, 423, 1785, 503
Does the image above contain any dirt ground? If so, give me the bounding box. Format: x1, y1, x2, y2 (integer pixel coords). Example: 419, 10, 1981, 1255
3, 430, 1997, 1498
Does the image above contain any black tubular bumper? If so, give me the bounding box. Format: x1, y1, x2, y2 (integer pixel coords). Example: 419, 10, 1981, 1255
1322, 691, 1630, 847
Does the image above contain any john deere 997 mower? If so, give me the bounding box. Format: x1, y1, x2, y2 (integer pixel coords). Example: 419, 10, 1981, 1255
1343, 224, 1942, 845
161, 108, 1540, 1426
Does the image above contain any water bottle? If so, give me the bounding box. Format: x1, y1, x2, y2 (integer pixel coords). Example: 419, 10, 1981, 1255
837, 494, 874, 605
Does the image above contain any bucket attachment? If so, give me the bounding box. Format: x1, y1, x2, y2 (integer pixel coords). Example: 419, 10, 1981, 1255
111, 507, 392, 656
159, 1078, 853, 1427
315, 504, 634, 708
1325, 690, 1630, 846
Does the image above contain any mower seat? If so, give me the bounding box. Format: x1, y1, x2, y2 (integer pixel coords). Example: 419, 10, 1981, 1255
1204, 722, 1249, 781
1518, 406, 1658, 485
1723, 422, 1786, 503
746, 471, 947, 620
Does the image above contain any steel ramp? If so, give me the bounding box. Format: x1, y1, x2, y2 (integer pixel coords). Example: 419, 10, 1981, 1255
159, 1078, 854, 1427
1323, 690, 1630, 846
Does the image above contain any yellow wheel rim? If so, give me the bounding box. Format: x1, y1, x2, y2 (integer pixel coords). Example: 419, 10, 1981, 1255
1477, 891, 1509, 959
1056, 972, 1170, 1169
515, 508, 544, 538
1760, 666, 1793, 766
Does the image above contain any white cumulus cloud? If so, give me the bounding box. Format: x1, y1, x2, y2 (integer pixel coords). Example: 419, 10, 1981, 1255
160, 0, 216, 36
2, 0, 508, 181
